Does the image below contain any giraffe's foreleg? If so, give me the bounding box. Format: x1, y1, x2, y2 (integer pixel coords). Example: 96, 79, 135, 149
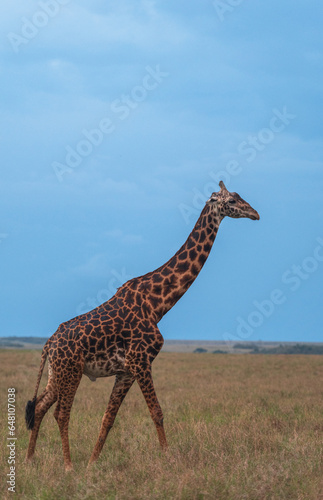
88, 373, 134, 466
125, 323, 167, 450
26, 378, 57, 462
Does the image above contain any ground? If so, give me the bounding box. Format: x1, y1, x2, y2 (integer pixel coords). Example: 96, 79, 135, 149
1, 349, 323, 499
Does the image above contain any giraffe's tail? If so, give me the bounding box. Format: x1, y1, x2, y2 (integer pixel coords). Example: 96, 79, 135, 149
25, 342, 49, 430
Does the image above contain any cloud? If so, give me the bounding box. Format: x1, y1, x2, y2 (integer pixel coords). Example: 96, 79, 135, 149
69, 252, 112, 279
103, 229, 143, 245
3, 1, 190, 59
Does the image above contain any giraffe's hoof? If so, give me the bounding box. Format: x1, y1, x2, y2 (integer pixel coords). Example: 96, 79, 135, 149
87, 458, 97, 469
65, 464, 74, 472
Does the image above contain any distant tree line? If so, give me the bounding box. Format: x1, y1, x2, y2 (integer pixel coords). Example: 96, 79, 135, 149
234, 343, 323, 355
194, 343, 323, 355
194, 348, 227, 354
0, 336, 48, 348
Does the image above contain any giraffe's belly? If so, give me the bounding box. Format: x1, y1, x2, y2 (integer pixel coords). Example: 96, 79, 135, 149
83, 352, 126, 381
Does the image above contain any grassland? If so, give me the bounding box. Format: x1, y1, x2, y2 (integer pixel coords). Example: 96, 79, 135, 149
1, 349, 323, 500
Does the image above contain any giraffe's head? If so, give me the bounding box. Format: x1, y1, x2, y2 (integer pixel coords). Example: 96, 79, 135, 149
207, 181, 260, 220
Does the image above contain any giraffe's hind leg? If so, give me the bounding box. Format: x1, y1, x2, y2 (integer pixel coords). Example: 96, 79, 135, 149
88, 373, 134, 466
53, 351, 84, 471
26, 373, 57, 462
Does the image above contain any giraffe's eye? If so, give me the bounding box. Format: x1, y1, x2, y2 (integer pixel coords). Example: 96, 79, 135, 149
229, 200, 236, 204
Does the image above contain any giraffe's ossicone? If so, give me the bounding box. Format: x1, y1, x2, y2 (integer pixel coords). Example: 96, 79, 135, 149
25, 181, 259, 471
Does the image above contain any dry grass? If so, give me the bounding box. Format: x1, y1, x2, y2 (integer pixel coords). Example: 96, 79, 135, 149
1, 349, 323, 499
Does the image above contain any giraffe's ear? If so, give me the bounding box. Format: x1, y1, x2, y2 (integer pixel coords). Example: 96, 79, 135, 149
206, 192, 218, 203
219, 181, 228, 192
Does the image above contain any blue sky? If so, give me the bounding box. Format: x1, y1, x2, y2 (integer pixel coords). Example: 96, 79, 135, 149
1, 0, 322, 342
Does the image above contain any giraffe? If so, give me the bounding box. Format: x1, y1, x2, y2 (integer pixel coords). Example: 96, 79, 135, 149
25, 180, 259, 471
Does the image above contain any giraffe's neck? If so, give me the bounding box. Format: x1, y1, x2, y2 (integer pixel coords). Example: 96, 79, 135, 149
141, 204, 223, 322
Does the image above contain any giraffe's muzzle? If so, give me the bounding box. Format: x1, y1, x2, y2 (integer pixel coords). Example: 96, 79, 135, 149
250, 212, 260, 221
